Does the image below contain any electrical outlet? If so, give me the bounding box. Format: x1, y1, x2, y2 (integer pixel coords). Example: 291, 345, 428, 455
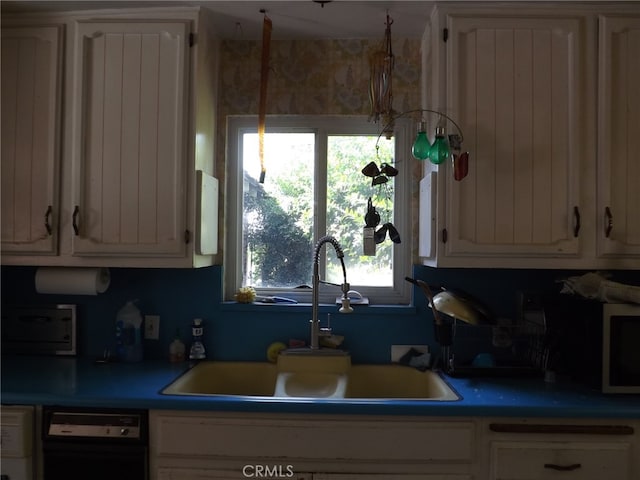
391, 345, 429, 363
145, 315, 160, 340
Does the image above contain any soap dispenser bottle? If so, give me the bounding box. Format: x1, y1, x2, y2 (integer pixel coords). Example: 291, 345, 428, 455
189, 318, 206, 360
169, 328, 185, 363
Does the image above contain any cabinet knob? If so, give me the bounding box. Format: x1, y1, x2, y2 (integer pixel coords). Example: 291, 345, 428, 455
72, 205, 80, 236
572, 206, 581, 238
44, 205, 53, 235
544, 463, 582, 472
604, 206, 613, 238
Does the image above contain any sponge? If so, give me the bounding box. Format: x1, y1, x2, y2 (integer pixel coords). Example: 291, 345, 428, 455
398, 347, 431, 372
266, 341, 287, 362
319, 334, 345, 348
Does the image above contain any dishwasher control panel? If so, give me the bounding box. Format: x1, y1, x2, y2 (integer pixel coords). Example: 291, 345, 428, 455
47, 411, 143, 440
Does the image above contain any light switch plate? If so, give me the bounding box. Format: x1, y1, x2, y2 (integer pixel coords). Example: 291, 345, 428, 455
145, 315, 160, 340
391, 345, 429, 363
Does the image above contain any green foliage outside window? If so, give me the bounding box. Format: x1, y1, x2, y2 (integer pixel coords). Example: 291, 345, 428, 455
242, 133, 395, 289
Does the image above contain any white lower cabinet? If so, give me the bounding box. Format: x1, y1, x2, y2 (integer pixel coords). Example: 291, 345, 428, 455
157, 468, 310, 480
490, 441, 629, 480
151, 412, 639, 480
314, 475, 471, 480
481, 419, 639, 480
157, 471, 468, 480
150, 411, 477, 480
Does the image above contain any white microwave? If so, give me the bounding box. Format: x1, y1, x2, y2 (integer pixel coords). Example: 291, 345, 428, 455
602, 303, 640, 393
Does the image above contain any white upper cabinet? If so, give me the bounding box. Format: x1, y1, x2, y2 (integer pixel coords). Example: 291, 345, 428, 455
69, 21, 189, 257
1, 25, 62, 255
446, 15, 584, 259
1, 8, 219, 267
421, 4, 639, 269
597, 15, 640, 260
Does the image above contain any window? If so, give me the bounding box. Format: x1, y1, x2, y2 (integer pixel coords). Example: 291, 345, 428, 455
225, 116, 411, 304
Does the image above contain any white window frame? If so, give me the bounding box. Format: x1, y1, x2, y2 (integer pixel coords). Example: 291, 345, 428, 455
225, 115, 412, 305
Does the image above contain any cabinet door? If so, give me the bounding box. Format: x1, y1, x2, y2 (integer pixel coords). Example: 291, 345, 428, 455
444, 16, 585, 258
315, 475, 471, 480
158, 468, 231, 480
157, 470, 470, 480
490, 441, 631, 479
70, 21, 190, 257
158, 469, 311, 480
1, 26, 61, 254
597, 15, 640, 258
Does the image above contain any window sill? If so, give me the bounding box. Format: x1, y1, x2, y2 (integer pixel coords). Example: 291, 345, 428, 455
220, 301, 417, 316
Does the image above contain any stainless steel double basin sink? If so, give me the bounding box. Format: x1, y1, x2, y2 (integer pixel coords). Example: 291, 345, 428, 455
162, 354, 459, 401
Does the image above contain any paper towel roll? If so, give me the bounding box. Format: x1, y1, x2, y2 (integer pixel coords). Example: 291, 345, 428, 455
35, 267, 111, 295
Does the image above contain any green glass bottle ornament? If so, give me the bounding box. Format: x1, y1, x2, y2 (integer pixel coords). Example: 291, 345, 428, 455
411, 121, 431, 161
429, 126, 450, 165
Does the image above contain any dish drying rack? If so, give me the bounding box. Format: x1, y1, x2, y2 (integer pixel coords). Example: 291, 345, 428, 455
438, 318, 548, 377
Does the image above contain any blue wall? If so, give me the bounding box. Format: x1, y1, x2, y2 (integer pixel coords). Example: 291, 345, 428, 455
2, 265, 638, 364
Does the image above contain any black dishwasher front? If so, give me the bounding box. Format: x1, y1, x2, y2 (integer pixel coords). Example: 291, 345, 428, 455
42, 407, 148, 480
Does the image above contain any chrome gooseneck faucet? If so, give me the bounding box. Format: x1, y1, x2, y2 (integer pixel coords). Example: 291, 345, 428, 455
310, 235, 353, 350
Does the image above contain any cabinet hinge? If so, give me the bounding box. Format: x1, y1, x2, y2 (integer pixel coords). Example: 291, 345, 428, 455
189, 33, 196, 47
442, 228, 448, 244
184, 229, 191, 244
443, 28, 449, 42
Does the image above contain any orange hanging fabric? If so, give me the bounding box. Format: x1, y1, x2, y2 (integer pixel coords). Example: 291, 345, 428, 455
258, 13, 272, 184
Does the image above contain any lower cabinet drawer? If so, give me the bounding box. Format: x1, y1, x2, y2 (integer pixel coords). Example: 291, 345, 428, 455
155, 414, 474, 463
158, 471, 472, 480
490, 441, 631, 480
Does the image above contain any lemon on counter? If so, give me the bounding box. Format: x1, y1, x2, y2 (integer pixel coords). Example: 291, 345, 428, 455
266, 341, 287, 363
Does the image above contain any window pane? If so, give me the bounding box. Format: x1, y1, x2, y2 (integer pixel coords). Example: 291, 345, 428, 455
227, 115, 411, 304
326, 135, 394, 287
242, 133, 315, 288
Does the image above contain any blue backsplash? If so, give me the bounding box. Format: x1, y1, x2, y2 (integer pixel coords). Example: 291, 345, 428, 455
2, 265, 638, 364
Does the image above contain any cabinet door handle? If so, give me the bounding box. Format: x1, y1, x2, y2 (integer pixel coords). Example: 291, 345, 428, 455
44, 205, 53, 235
72, 205, 80, 236
604, 206, 613, 238
544, 463, 582, 472
572, 206, 581, 238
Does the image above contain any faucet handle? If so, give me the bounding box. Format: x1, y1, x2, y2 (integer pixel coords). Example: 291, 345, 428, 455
319, 314, 333, 337
339, 285, 354, 314
319, 326, 332, 337
339, 297, 353, 314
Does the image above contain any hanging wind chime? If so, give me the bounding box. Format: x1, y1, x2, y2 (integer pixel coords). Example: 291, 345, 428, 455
368, 13, 395, 133
362, 13, 402, 255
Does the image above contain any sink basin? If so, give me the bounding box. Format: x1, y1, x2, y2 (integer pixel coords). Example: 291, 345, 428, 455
346, 365, 459, 401
162, 359, 459, 401
275, 372, 348, 398
162, 361, 277, 396
274, 353, 350, 398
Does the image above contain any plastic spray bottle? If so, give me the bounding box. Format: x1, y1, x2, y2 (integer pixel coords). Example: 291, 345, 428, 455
189, 318, 206, 360
115, 301, 143, 362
